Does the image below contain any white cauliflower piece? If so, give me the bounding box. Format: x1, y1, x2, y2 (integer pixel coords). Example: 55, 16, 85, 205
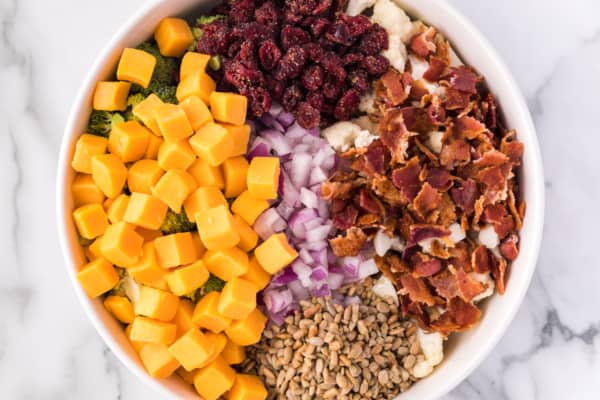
382, 33, 407, 73
470, 272, 495, 303
358, 92, 376, 114
478, 225, 500, 249
354, 129, 378, 148
448, 222, 466, 243
352, 115, 378, 133
346, 0, 376, 16
412, 329, 444, 378
372, 275, 399, 306
372, 0, 413, 37
322, 121, 363, 152
373, 229, 404, 256
426, 131, 444, 153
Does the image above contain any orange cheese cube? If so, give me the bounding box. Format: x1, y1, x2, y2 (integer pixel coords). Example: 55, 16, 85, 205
135, 286, 180, 321
255, 233, 298, 274
221, 340, 245, 365
136, 227, 163, 242
133, 94, 164, 135
232, 215, 258, 252
126, 323, 145, 352
202, 248, 249, 282
93, 81, 130, 111
224, 308, 267, 346
72, 173, 105, 207
179, 95, 213, 131
228, 374, 268, 400
130, 316, 177, 344
193, 356, 236, 400
145, 134, 164, 159
108, 121, 151, 163
123, 192, 168, 230
139, 343, 181, 378
157, 140, 196, 170
128, 159, 164, 194
192, 291, 232, 333
222, 124, 251, 157
209, 92, 247, 126
195, 204, 240, 251
191, 232, 206, 259
117, 48, 156, 88
154, 103, 193, 142
129, 242, 167, 283
165, 260, 209, 296
77, 257, 119, 298
154, 232, 198, 268
147, 277, 171, 291
104, 295, 135, 323
218, 278, 258, 320
100, 221, 144, 267
180, 52, 211, 81
177, 367, 196, 384
247, 157, 280, 200
240, 255, 271, 290
169, 328, 215, 371
183, 186, 228, 222
200, 332, 228, 367
173, 299, 197, 337
71, 134, 107, 174
73, 203, 108, 239
106, 194, 130, 224
187, 158, 224, 188
231, 190, 269, 225
154, 18, 193, 57
176, 71, 216, 103
91, 154, 128, 199
151, 169, 197, 213
189, 123, 234, 167
85, 236, 104, 261
222, 156, 249, 198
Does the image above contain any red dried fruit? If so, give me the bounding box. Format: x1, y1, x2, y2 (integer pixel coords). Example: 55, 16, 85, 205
229, 0, 256, 24
334, 89, 360, 120
358, 24, 389, 55
304, 42, 325, 62
304, 17, 330, 37
254, 1, 279, 26
323, 79, 342, 100
244, 87, 272, 117
321, 53, 347, 82
258, 40, 282, 71
296, 102, 321, 128
281, 25, 311, 50
285, 0, 317, 16
325, 20, 355, 46
343, 53, 364, 66
282, 84, 303, 112
224, 60, 265, 91
348, 69, 369, 94
266, 77, 285, 100
312, 0, 333, 15
340, 14, 372, 37
237, 40, 257, 69
275, 46, 307, 80
283, 10, 303, 25
302, 65, 325, 91
362, 54, 390, 76
196, 20, 230, 55
306, 91, 325, 110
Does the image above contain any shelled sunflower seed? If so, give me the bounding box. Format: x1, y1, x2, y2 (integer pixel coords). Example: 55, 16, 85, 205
242, 278, 426, 400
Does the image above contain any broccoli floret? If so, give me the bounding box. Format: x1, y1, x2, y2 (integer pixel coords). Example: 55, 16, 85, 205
108, 267, 129, 297
136, 41, 178, 86
160, 210, 196, 235
87, 110, 125, 137
127, 93, 146, 108
152, 85, 178, 104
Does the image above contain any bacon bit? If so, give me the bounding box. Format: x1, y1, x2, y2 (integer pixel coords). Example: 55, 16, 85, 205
329, 227, 367, 257
363, 140, 390, 175
371, 175, 404, 206
445, 66, 480, 94
427, 101, 446, 126
407, 224, 451, 247
378, 109, 415, 162
500, 234, 519, 261
427, 168, 453, 191
450, 178, 478, 214
399, 273, 436, 306
455, 267, 486, 302
429, 271, 458, 299
448, 241, 472, 272
474, 149, 509, 167
409, 80, 430, 101
357, 188, 381, 214
449, 297, 481, 328
440, 140, 471, 170
391, 157, 421, 202
507, 189, 523, 230
321, 181, 353, 200
478, 165, 506, 189
483, 93, 498, 129
423, 56, 448, 82
414, 138, 439, 162
490, 256, 508, 294
413, 182, 442, 219
413, 257, 443, 277
357, 213, 380, 226
444, 88, 472, 110
332, 204, 359, 230
501, 135, 525, 165
430, 239, 451, 259
437, 193, 457, 226
410, 27, 437, 58
471, 245, 492, 273
380, 70, 411, 106
455, 116, 487, 140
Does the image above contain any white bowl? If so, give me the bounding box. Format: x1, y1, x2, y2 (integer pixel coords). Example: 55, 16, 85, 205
56, 0, 545, 398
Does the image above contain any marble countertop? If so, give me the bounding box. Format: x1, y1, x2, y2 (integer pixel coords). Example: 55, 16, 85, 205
1, 0, 598, 398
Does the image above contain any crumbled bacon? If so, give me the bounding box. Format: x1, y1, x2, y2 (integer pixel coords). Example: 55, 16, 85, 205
413, 257, 443, 277
409, 27, 437, 58
455, 116, 487, 140
413, 182, 442, 220
399, 273, 436, 306
426, 168, 453, 191
379, 70, 411, 106
450, 178, 478, 213
379, 109, 414, 162
500, 234, 519, 261
423, 56, 448, 82
445, 66, 480, 94
391, 157, 421, 201
329, 227, 367, 257
455, 267, 486, 302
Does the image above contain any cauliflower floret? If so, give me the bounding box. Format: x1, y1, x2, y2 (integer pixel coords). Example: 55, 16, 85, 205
412, 329, 444, 378
372, 275, 399, 306
426, 131, 444, 153
374, 229, 405, 257
352, 115, 378, 133
478, 225, 500, 249
382, 33, 408, 73
358, 92, 376, 114
323, 121, 376, 151
372, 0, 413, 37
346, 0, 377, 16
470, 272, 495, 302
448, 222, 466, 243
354, 129, 378, 148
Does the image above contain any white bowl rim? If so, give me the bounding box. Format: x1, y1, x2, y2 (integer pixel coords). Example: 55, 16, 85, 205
55, 0, 545, 399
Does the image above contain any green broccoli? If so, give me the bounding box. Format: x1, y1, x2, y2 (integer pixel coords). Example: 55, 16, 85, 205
127, 93, 146, 108
109, 268, 133, 298
160, 209, 196, 235
183, 275, 226, 302
151, 85, 178, 104
130, 41, 179, 104
87, 110, 125, 137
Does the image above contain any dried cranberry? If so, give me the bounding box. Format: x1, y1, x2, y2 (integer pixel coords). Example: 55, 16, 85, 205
316, 36, 337, 50
362, 54, 390, 76
275, 46, 307, 80
258, 40, 282, 71
224, 60, 265, 91
340, 14, 371, 37
304, 43, 325, 62
296, 102, 321, 128
281, 26, 311, 50
348, 69, 369, 93
343, 53, 364, 66
237, 40, 257, 69
254, 1, 279, 26
323, 79, 341, 100
312, 0, 333, 15
283, 11, 303, 25
303, 17, 330, 37
229, 0, 255, 24
266, 77, 285, 100
321, 53, 347, 83
334, 89, 360, 120
196, 20, 230, 55
333, 0, 349, 12
244, 87, 272, 117
358, 24, 389, 55
306, 91, 325, 110
302, 65, 325, 91
325, 20, 354, 46
282, 84, 303, 112
285, 0, 317, 16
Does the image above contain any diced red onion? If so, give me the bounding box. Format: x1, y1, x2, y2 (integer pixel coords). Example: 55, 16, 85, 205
285, 122, 308, 141
300, 187, 318, 209
299, 240, 328, 251
305, 225, 331, 242
280, 170, 300, 206
310, 283, 330, 297
287, 279, 309, 300
288, 153, 313, 188
357, 259, 379, 280
269, 103, 284, 117
298, 248, 313, 264
247, 138, 271, 160
309, 167, 328, 186
291, 260, 313, 288
253, 208, 286, 240
277, 112, 295, 128
327, 273, 344, 290
263, 289, 293, 314
344, 296, 361, 306
270, 266, 298, 285
288, 208, 318, 239
260, 112, 285, 132
310, 265, 328, 281
262, 129, 292, 156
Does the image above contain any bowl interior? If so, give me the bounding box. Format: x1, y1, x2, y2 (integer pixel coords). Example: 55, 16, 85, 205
57, 0, 544, 399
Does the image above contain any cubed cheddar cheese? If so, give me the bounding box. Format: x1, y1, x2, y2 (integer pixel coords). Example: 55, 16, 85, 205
136, 227, 163, 242
152, 169, 197, 213
130, 316, 176, 345
123, 192, 168, 230
100, 221, 144, 267
106, 194, 130, 224
217, 278, 258, 320
154, 232, 198, 269
202, 248, 249, 281
254, 233, 298, 274
187, 158, 224, 188
193, 356, 236, 400
108, 121, 151, 163
232, 215, 258, 252
135, 285, 180, 321
146, 277, 170, 291
228, 374, 268, 400
73, 203, 108, 239
221, 339, 245, 365
179, 95, 213, 131
222, 156, 249, 198
117, 48, 157, 88
145, 134, 164, 159
189, 123, 234, 167
85, 236, 104, 261
154, 103, 194, 142
209, 92, 247, 126
224, 308, 267, 346
157, 140, 196, 170
126, 323, 145, 352
91, 154, 128, 199
72, 173, 105, 207
172, 299, 197, 337
129, 242, 167, 283
76, 257, 119, 298
133, 94, 164, 135
180, 52, 211, 81
191, 232, 206, 259
183, 186, 228, 222
128, 159, 165, 194
169, 328, 215, 371
192, 291, 232, 333
154, 17, 194, 58
231, 190, 269, 226
140, 343, 181, 378
71, 134, 107, 174
195, 205, 240, 251
93, 81, 131, 111
165, 260, 209, 296
222, 124, 251, 157
240, 255, 271, 290
177, 367, 196, 384
247, 157, 280, 200
176, 71, 216, 104
200, 332, 228, 367
104, 295, 135, 324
